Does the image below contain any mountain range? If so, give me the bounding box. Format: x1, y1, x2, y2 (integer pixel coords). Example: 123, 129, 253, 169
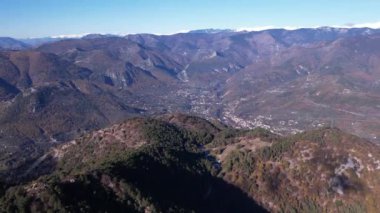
1, 27, 380, 212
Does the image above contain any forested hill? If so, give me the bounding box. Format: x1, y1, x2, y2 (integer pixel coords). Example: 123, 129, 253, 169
1, 114, 379, 212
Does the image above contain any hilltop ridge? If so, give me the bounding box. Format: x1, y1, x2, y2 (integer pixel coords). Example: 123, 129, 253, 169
0, 114, 379, 212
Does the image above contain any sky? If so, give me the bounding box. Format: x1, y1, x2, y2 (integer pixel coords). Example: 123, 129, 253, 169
1, 0, 380, 38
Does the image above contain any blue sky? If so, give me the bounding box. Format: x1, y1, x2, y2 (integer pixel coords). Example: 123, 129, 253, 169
1, 0, 380, 38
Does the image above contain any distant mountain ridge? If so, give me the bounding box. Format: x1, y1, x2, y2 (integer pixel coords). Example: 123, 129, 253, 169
2, 26, 380, 49
0, 37, 30, 50
188, 28, 235, 34
19, 37, 63, 48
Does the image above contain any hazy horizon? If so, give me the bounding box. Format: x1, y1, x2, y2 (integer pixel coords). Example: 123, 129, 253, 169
2, 24, 380, 40
1, 0, 380, 38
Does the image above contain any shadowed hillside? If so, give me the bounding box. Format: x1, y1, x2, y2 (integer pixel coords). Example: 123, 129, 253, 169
0, 114, 379, 212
